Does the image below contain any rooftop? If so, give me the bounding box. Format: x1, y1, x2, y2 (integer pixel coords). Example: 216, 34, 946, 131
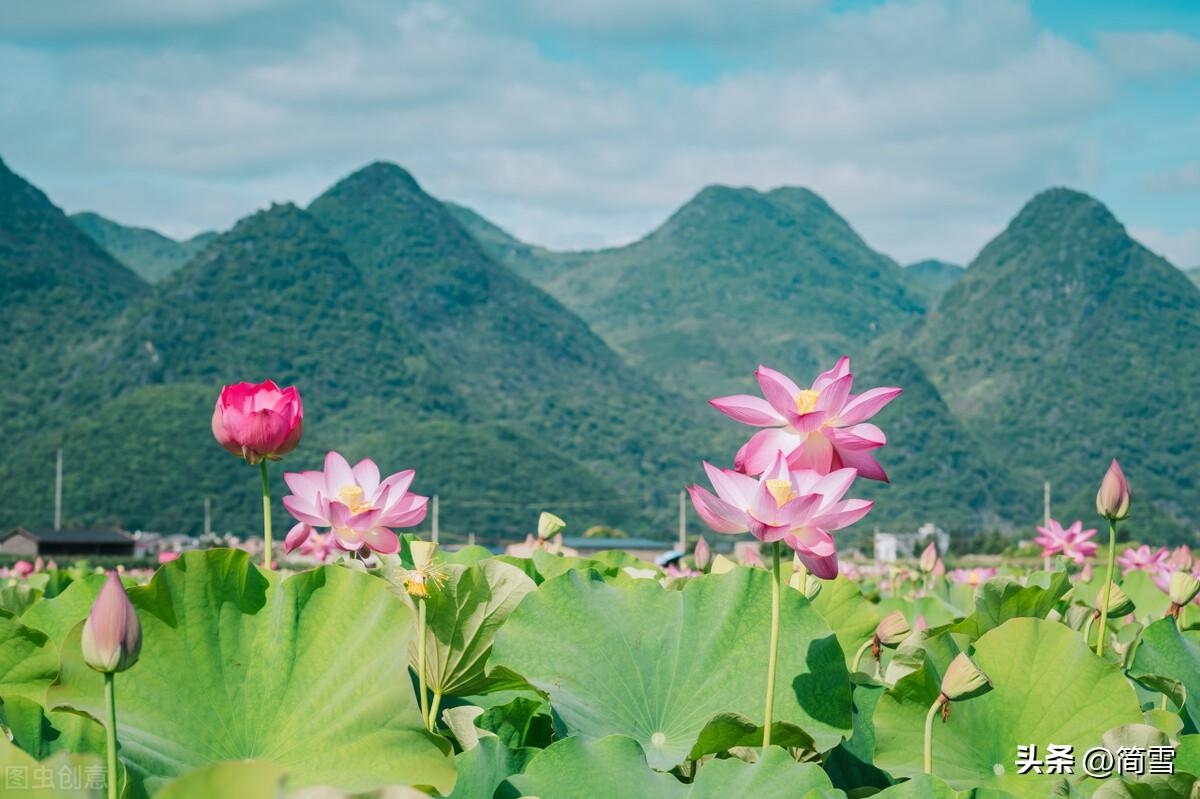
6, 527, 133, 544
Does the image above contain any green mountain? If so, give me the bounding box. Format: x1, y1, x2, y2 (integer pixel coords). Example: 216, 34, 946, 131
307, 163, 725, 511
71, 211, 215, 283
1186, 267, 1199, 287
464, 185, 929, 400
907, 188, 1200, 541
905, 259, 964, 303
0, 157, 147, 443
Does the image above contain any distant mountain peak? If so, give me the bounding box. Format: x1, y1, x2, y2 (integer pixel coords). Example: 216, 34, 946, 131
330, 161, 424, 198
1010, 187, 1123, 237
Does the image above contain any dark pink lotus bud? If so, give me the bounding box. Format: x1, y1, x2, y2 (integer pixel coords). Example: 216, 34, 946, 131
694, 536, 712, 570
1095, 459, 1130, 521
81, 572, 142, 673
211, 380, 303, 464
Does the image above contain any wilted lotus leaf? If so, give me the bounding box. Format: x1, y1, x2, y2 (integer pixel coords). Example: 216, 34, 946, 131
874, 618, 1141, 797
48, 550, 455, 798
491, 568, 852, 769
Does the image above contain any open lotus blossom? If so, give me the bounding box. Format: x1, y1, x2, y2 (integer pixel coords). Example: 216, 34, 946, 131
949, 567, 997, 587
211, 380, 304, 464
283, 451, 428, 555
1116, 545, 1170, 576
710, 357, 901, 480
1034, 518, 1098, 564
687, 450, 873, 578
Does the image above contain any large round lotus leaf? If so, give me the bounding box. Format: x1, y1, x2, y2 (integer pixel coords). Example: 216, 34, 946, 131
20, 573, 111, 646
0, 610, 58, 704
873, 618, 1142, 797
809, 576, 881, 670
0, 694, 107, 762
490, 568, 852, 769
687, 746, 838, 797
1129, 618, 1200, 731
443, 736, 534, 799
0, 738, 106, 798
407, 559, 536, 697
47, 550, 455, 798
154, 761, 288, 799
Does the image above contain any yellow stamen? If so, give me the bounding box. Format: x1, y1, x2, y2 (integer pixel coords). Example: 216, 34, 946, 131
794, 389, 820, 415
338, 485, 372, 514
765, 479, 796, 508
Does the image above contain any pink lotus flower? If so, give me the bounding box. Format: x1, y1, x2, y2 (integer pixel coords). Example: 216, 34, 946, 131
283, 451, 428, 555
211, 380, 304, 464
1117, 545, 1170, 576
949, 567, 997, 586
157, 551, 180, 565
1034, 519, 1098, 564
11, 560, 33, 578
81, 572, 142, 673
687, 451, 873, 578
711, 357, 901, 480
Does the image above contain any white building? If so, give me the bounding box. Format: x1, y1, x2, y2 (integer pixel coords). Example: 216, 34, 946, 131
873, 524, 949, 563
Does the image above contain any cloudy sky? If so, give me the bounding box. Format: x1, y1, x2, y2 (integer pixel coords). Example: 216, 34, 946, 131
2, 0, 1198, 266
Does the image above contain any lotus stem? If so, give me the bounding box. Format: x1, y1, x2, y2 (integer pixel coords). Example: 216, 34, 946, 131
851, 639, 873, 675
923, 694, 945, 775
104, 672, 118, 799
1096, 519, 1117, 656
259, 460, 273, 571
428, 690, 443, 733
762, 541, 781, 750
417, 597, 429, 728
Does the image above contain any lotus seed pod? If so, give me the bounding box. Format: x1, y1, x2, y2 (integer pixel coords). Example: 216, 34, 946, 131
81, 572, 142, 674
1099, 582, 1135, 618
875, 610, 912, 648
409, 540, 439, 571
537, 512, 566, 540
1095, 459, 1131, 521
940, 652, 992, 701
1168, 571, 1200, 607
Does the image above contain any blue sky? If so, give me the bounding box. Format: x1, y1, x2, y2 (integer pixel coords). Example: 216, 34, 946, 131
1, 0, 1197, 266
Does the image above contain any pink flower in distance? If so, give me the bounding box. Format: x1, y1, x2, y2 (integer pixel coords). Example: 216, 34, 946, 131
711, 357, 901, 480
1034, 518, 1098, 564
157, 551, 180, 565
11, 560, 33, 578
298, 531, 339, 562
283, 451, 427, 555
212, 380, 303, 464
1116, 545, 1170, 576
687, 450, 873, 578
950, 567, 997, 586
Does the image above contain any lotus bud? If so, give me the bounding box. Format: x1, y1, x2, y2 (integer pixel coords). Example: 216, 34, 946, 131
1167, 571, 1200, 619
81, 572, 142, 674
940, 652, 992, 703
537, 512, 566, 540
710, 554, 737, 575
876, 611, 912, 648
1097, 581, 1135, 618
1095, 459, 1130, 521
931, 558, 946, 579
919, 542, 938, 574
693, 536, 712, 570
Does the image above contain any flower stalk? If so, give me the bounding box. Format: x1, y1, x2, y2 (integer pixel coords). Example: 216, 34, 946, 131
260, 460, 273, 571
104, 672, 118, 799
762, 541, 781, 749
923, 694, 945, 775
417, 597, 429, 729
1096, 519, 1117, 656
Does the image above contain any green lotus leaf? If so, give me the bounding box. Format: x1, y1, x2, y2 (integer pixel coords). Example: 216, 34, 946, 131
873, 618, 1142, 797
476, 696, 555, 750
409, 559, 536, 698
490, 568, 852, 769
0, 738, 106, 798
0, 582, 44, 617
686, 746, 839, 797
443, 736, 534, 799
154, 761, 289, 799
1129, 618, 1200, 730
47, 550, 455, 798
0, 610, 58, 704
20, 574, 109, 646
1178, 734, 1200, 776
823, 680, 893, 793
878, 595, 961, 629
870, 774, 967, 797
810, 576, 881, 670
1091, 775, 1199, 798
948, 573, 1071, 639
0, 695, 107, 762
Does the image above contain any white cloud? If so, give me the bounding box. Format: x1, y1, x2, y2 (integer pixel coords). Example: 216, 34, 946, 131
1142, 162, 1200, 193
1097, 31, 1200, 79
0, 0, 1192, 267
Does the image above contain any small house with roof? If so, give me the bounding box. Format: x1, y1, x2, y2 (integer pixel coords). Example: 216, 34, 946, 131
0, 528, 135, 557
